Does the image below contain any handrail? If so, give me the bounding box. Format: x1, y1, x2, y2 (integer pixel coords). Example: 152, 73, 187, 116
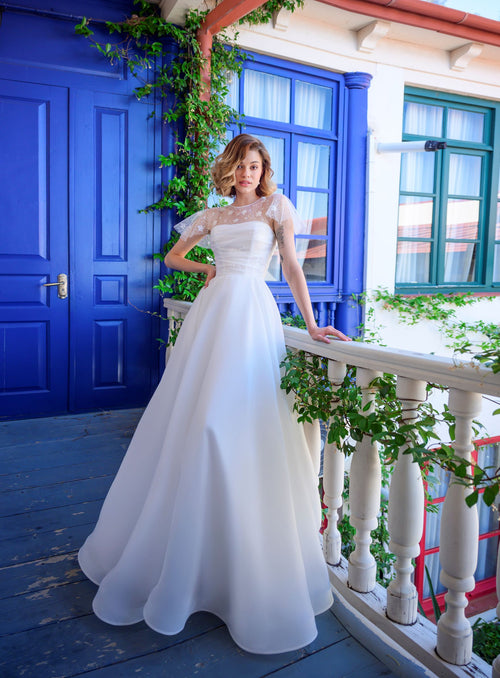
164, 298, 500, 397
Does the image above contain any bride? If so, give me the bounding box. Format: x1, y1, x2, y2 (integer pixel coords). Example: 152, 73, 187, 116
78, 133, 351, 655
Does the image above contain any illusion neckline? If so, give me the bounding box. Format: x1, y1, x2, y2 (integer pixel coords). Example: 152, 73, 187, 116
229, 196, 266, 209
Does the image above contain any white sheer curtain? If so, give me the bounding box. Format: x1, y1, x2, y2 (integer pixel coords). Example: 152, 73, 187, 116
403, 101, 443, 137
447, 108, 484, 143
295, 81, 332, 130
243, 70, 290, 123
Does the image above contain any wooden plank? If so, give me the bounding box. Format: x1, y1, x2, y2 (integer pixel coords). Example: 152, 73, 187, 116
0, 499, 102, 540
0, 409, 143, 447
0, 521, 94, 567
267, 636, 396, 677
0, 579, 95, 635
0, 431, 131, 470
0, 475, 114, 517
0, 609, 224, 678
75, 611, 352, 678
0, 552, 84, 600
2, 453, 122, 492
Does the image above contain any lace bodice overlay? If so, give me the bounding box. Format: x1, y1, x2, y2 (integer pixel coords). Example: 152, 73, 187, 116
174, 193, 306, 246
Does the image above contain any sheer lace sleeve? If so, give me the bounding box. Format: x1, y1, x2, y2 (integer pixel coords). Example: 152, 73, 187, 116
174, 210, 212, 249
264, 193, 310, 236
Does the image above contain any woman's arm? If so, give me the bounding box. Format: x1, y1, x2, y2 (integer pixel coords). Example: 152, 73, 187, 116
275, 219, 351, 343
164, 235, 216, 288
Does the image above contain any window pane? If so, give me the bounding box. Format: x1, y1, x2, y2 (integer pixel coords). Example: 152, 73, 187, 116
403, 101, 443, 137
427, 465, 451, 499
295, 81, 332, 130
443, 242, 476, 282
297, 143, 330, 189
296, 238, 327, 281
396, 240, 431, 283
398, 196, 433, 239
448, 154, 482, 196
496, 202, 500, 239
265, 249, 281, 282
243, 70, 290, 122
425, 503, 443, 549
296, 191, 328, 235
447, 108, 484, 143
254, 135, 284, 184
400, 152, 435, 193
423, 553, 446, 598
475, 537, 499, 581
446, 199, 479, 240
225, 72, 239, 110
494, 244, 500, 282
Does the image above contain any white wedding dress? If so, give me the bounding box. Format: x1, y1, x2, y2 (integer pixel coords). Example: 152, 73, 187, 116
78, 193, 333, 655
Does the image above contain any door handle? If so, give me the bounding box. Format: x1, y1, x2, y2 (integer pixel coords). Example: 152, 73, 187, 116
43, 273, 68, 299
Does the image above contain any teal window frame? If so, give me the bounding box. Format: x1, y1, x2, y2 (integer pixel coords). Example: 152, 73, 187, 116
396, 87, 500, 294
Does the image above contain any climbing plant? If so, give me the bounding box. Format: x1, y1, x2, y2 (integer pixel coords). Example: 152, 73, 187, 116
280, 348, 499, 508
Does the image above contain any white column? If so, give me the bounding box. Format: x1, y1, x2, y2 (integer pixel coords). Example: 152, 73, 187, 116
387, 377, 426, 624
348, 367, 382, 592
322, 360, 347, 566
491, 541, 500, 678
437, 389, 482, 665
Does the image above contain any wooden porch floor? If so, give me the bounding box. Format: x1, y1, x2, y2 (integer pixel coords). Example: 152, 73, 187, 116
0, 409, 397, 678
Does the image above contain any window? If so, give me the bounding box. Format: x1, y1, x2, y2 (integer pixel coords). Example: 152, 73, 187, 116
226, 53, 345, 307
396, 90, 500, 293
415, 437, 500, 616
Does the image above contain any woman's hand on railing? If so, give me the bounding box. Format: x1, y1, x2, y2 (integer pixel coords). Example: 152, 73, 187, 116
308, 325, 352, 344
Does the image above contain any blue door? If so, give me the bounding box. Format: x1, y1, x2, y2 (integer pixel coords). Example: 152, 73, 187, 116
0, 80, 70, 416
0, 78, 159, 419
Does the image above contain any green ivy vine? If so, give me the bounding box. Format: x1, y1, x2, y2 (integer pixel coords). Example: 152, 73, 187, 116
371, 288, 500, 374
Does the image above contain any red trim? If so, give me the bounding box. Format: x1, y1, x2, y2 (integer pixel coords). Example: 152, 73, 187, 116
197, 0, 267, 100
317, 0, 500, 48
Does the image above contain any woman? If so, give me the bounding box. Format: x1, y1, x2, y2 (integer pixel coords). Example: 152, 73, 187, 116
78, 134, 351, 655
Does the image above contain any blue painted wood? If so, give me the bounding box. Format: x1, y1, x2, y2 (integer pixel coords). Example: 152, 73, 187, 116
0, 3, 162, 417
334, 72, 373, 338
0, 79, 70, 418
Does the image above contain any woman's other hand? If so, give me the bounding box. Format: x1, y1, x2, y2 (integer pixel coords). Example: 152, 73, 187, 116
203, 266, 216, 288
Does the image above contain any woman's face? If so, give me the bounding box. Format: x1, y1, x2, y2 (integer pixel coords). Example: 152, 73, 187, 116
233, 149, 262, 198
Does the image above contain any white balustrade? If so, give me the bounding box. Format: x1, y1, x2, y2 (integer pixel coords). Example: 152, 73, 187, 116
386, 376, 426, 625
348, 367, 382, 592
164, 299, 499, 677
437, 389, 482, 665
322, 360, 347, 566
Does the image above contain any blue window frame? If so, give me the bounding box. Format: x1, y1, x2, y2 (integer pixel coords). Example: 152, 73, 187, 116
396, 88, 500, 294
226, 52, 345, 307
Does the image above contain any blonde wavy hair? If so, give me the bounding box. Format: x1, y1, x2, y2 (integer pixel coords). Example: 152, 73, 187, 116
211, 134, 276, 197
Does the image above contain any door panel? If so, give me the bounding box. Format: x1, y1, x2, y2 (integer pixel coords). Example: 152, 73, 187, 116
70, 90, 157, 411
0, 80, 69, 417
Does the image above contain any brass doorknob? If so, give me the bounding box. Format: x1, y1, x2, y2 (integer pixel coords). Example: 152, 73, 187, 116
42, 273, 68, 299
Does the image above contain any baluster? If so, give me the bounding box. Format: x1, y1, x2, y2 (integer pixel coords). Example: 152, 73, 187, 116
492, 540, 500, 678
322, 360, 347, 566
436, 389, 482, 665
387, 376, 426, 624
348, 367, 382, 592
